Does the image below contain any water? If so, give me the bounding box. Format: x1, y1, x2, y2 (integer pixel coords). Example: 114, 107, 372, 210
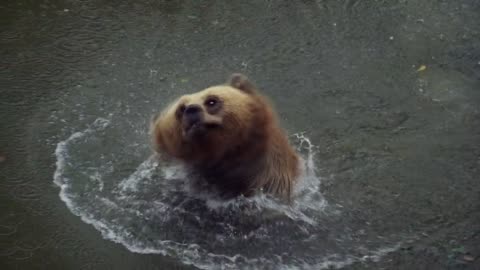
1, 0, 479, 269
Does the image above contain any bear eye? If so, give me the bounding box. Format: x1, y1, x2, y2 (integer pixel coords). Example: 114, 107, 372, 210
205, 97, 218, 107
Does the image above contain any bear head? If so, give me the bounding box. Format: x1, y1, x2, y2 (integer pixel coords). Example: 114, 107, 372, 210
151, 74, 275, 166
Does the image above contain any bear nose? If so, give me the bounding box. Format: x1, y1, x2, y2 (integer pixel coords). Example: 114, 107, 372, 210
183, 105, 203, 125
184, 105, 202, 116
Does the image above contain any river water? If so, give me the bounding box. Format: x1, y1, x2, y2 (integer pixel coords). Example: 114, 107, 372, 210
1, 1, 479, 269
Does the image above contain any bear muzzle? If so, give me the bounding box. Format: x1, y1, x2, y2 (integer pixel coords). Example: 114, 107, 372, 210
181, 105, 202, 137
184, 105, 202, 124
182, 105, 207, 140
181, 105, 221, 140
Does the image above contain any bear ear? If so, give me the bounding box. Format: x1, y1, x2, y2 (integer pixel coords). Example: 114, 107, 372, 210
227, 73, 257, 94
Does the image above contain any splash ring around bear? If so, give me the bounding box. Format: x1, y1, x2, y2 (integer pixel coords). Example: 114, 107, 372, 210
54, 117, 401, 270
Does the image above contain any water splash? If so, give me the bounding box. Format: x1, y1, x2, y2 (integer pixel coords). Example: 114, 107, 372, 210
53, 118, 400, 269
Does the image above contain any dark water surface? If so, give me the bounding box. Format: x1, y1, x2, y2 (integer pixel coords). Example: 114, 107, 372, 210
1, 0, 479, 269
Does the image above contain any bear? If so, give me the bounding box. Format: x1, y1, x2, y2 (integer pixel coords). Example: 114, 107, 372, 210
150, 73, 300, 201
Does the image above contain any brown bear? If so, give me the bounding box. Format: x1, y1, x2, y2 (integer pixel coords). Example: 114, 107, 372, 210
150, 74, 300, 201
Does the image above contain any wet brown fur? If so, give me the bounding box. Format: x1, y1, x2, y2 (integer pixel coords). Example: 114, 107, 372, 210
150, 74, 299, 201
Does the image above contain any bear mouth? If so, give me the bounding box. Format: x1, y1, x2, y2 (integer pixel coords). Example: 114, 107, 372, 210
183, 122, 220, 140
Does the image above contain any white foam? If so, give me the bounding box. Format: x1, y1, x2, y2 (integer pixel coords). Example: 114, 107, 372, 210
117, 157, 158, 192
54, 118, 110, 191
